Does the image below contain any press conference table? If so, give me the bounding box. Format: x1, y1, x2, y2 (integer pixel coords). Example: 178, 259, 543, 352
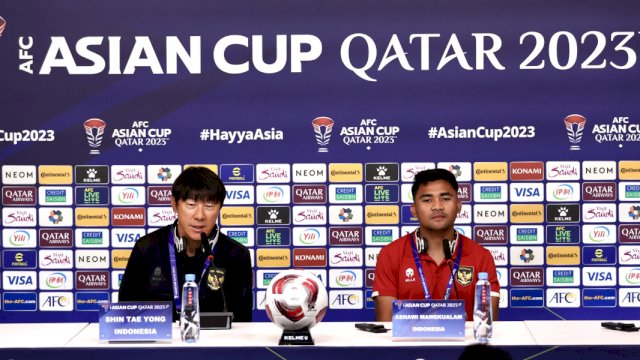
1, 321, 639, 359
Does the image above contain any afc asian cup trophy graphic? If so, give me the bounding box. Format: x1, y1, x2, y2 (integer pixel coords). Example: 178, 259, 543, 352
312, 117, 334, 153
84, 118, 107, 155
563, 114, 587, 151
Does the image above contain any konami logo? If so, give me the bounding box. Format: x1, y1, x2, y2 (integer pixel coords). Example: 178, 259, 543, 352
111, 208, 145, 226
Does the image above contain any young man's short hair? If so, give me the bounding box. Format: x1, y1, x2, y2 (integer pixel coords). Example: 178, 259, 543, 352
171, 166, 226, 205
411, 168, 459, 198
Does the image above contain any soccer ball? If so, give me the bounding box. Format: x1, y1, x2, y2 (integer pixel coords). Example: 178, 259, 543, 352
265, 269, 328, 331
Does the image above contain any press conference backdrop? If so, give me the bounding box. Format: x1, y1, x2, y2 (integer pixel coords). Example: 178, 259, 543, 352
1, 1, 640, 323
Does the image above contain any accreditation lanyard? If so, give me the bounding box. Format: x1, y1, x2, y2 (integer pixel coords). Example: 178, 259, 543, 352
410, 232, 463, 300
168, 230, 213, 312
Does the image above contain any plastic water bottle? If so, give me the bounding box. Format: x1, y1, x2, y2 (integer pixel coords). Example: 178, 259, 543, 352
180, 273, 200, 343
473, 272, 492, 344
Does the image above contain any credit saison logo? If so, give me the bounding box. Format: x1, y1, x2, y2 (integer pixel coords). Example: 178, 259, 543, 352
38, 165, 73, 184
365, 226, 397, 245
222, 228, 253, 246
473, 183, 506, 202
583, 182, 616, 201
510, 226, 543, 244
2, 186, 36, 205
509, 162, 544, 181
2, 165, 36, 184
75, 229, 107, 247
328, 163, 363, 182
547, 268, 578, 286
330, 184, 362, 203
39, 187, 72, 205
620, 182, 640, 201
473, 162, 508, 181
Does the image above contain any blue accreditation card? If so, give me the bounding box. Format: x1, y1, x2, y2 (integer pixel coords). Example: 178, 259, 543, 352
99, 302, 173, 342
392, 300, 465, 340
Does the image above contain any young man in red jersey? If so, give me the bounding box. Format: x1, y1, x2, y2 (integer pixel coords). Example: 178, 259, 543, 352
373, 169, 499, 321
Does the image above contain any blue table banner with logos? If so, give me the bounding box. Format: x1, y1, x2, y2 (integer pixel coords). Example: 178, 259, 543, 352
99, 302, 172, 342
391, 300, 465, 340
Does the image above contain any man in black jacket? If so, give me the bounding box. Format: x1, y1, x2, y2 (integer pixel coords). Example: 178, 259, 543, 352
119, 166, 252, 322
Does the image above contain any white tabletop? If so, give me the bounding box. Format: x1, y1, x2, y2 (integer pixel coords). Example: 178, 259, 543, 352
64, 321, 535, 347
525, 320, 640, 345
0, 323, 88, 348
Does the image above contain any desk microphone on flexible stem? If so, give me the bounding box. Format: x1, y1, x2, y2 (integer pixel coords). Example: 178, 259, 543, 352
200, 233, 229, 313
443, 239, 459, 299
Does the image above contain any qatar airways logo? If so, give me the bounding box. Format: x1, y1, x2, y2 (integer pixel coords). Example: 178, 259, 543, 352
292, 206, 327, 225
256, 164, 290, 183
582, 204, 616, 223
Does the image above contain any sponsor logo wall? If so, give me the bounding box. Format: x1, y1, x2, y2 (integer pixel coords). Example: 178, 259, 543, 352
1, 1, 639, 323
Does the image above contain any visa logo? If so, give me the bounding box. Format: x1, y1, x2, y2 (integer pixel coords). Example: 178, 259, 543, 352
226, 191, 250, 200
116, 233, 140, 243
515, 188, 540, 197
587, 272, 613, 281
8, 275, 34, 285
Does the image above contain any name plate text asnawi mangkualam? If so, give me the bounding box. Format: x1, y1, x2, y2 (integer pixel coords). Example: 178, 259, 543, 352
392, 300, 465, 340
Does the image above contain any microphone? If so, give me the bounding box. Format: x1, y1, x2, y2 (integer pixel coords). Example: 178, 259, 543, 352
443, 239, 459, 299
201, 233, 228, 313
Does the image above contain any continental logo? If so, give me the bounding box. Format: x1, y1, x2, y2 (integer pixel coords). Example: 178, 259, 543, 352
111, 208, 145, 226
329, 163, 363, 182
111, 249, 132, 269
620, 161, 640, 180
510, 162, 544, 181
473, 162, 508, 181
546, 246, 581, 265
364, 205, 399, 225
38, 165, 73, 184
256, 249, 290, 268
510, 204, 544, 223
184, 164, 218, 174
75, 208, 109, 227
220, 207, 254, 226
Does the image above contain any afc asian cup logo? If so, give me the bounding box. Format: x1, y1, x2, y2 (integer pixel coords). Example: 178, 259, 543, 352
0, 16, 6, 37
563, 114, 587, 151
83, 118, 107, 155
312, 117, 334, 153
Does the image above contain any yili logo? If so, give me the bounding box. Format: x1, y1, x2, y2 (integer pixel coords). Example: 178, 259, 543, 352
584, 225, 615, 244
114, 187, 143, 205
4, 229, 34, 247
293, 227, 325, 246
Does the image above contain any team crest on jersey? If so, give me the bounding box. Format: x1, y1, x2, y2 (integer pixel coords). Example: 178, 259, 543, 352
456, 266, 474, 286
207, 267, 226, 291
